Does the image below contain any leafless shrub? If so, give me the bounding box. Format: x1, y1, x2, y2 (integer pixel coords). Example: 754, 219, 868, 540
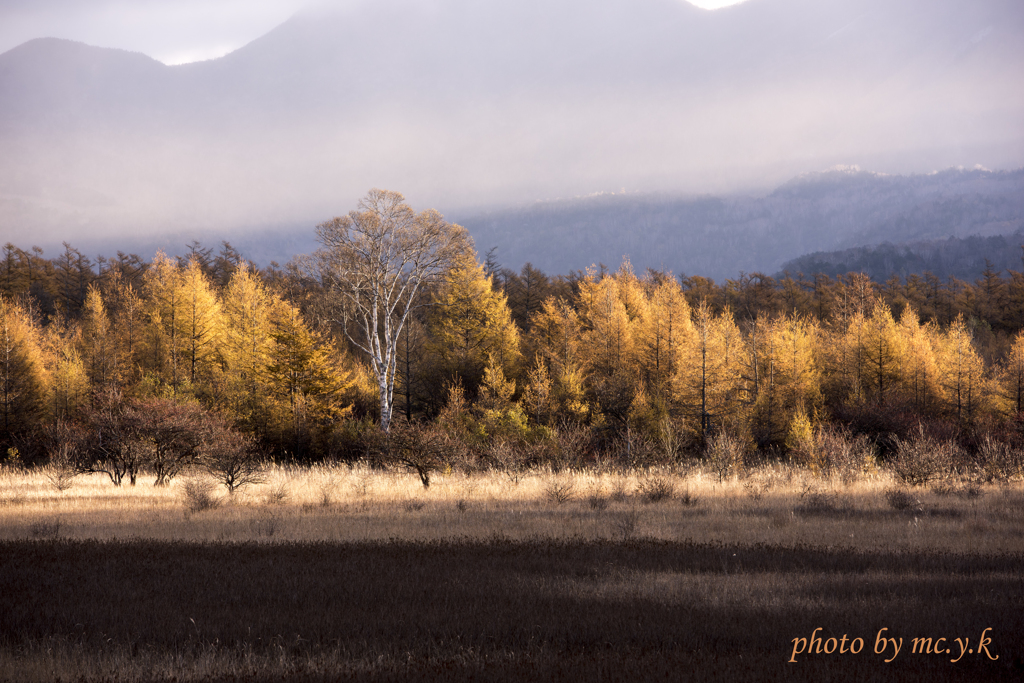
637, 476, 675, 503
370, 423, 455, 488
203, 428, 265, 495
889, 427, 957, 486
678, 488, 699, 507
955, 484, 983, 500
544, 480, 576, 505
44, 442, 78, 493
977, 436, 1024, 483
815, 425, 875, 482
884, 487, 921, 512
262, 482, 290, 506
796, 485, 839, 514
553, 423, 592, 471
742, 470, 775, 500
609, 482, 631, 502
743, 480, 767, 501
657, 417, 684, 463
489, 439, 532, 485
180, 478, 220, 514
705, 431, 746, 481
611, 508, 644, 540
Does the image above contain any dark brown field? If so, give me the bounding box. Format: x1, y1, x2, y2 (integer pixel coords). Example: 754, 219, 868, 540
2, 536, 1022, 682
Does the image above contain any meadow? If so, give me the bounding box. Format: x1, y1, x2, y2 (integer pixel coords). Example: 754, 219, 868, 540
1, 464, 1022, 682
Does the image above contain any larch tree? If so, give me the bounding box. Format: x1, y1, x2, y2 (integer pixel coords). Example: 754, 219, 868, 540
142, 252, 187, 391
675, 300, 743, 439
426, 253, 521, 397
266, 300, 353, 456
575, 268, 640, 426
179, 259, 224, 388
1003, 330, 1024, 416
897, 307, 941, 414
0, 297, 49, 441
80, 285, 117, 390
937, 315, 989, 423
314, 189, 472, 432
636, 276, 693, 396
859, 301, 904, 406
43, 310, 89, 421
221, 265, 275, 423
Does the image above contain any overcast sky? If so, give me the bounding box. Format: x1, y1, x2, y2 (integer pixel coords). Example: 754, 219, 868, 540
0, 0, 749, 65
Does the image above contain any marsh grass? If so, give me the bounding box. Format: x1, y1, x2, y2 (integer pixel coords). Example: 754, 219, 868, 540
1, 537, 1021, 683
1, 464, 1023, 680
0, 464, 1021, 552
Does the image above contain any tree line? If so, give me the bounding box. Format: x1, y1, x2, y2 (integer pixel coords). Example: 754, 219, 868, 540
2, 190, 1024, 484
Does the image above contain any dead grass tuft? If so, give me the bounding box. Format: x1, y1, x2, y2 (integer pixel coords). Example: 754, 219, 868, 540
611, 508, 644, 540
27, 518, 62, 540
884, 487, 921, 512
262, 481, 290, 506
180, 479, 221, 515
637, 476, 675, 503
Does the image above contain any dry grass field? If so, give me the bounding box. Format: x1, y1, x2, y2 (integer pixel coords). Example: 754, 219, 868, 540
1, 464, 1023, 681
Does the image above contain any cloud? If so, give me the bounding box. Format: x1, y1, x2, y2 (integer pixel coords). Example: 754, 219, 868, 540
682, 0, 750, 9
0, 0, 308, 63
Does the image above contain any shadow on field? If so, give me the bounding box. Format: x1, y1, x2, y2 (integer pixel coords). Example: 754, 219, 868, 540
1, 538, 1022, 682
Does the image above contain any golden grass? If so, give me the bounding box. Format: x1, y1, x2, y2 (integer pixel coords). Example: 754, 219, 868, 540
3, 464, 1022, 681
1, 463, 1022, 553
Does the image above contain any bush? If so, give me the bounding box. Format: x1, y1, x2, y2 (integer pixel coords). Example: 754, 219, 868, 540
44, 441, 78, 493
705, 431, 746, 481
369, 422, 458, 488
889, 426, 957, 486
544, 480, 576, 504
884, 487, 921, 512
977, 436, 1024, 483
637, 476, 675, 503
795, 487, 839, 514
678, 488, 699, 507
611, 508, 644, 540
180, 479, 220, 514
488, 438, 533, 485
203, 427, 264, 494
814, 425, 875, 482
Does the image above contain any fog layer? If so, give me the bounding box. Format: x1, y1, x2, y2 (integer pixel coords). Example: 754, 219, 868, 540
0, 0, 1022, 248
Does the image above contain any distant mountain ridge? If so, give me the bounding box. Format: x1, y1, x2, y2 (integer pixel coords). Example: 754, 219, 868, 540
778, 232, 1024, 283
457, 167, 1024, 281
1, 0, 1022, 263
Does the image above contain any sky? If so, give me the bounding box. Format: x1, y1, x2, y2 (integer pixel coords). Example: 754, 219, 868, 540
0, 0, 749, 64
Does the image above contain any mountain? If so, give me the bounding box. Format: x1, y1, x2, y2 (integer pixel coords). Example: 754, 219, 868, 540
1, 0, 1023, 259
457, 167, 1024, 280
778, 232, 1024, 282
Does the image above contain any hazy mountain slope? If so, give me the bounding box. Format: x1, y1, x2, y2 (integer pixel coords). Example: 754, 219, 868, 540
779, 231, 1024, 282
457, 168, 1024, 280
0, 0, 1022, 253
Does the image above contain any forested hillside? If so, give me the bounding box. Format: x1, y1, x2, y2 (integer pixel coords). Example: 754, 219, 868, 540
779, 231, 1024, 282
3, 226, 1024, 480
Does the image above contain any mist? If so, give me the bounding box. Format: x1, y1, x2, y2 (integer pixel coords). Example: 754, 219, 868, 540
0, 0, 1022, 256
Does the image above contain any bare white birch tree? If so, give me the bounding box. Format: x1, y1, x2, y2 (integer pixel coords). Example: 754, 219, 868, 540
314, 189, 471, 431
